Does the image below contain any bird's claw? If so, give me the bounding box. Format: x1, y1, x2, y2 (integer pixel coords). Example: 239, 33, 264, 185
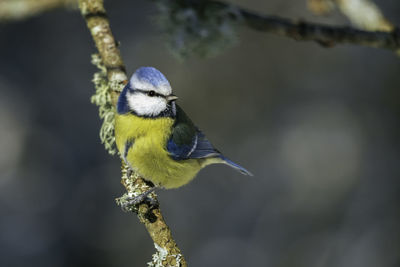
120, 187, 158, 212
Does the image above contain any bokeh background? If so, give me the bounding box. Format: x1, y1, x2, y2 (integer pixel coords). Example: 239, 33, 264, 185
1, 0, 399, 266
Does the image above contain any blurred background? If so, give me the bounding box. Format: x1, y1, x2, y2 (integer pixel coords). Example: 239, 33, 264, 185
0, 0, 399, 266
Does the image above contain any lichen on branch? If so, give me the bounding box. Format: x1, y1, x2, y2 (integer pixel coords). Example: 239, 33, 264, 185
115, 165, 186, 267
91, 54, 117, 155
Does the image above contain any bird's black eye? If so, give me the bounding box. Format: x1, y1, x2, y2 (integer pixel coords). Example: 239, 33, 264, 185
148, 90, 156, 97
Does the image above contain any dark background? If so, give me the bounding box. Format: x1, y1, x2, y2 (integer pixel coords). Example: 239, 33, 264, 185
0, 0, 399, 266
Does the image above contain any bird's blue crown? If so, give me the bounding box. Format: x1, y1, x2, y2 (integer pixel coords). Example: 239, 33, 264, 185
132, 67, 170, 87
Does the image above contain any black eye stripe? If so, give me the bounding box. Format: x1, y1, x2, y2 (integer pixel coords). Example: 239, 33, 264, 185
134, 88, 165, 98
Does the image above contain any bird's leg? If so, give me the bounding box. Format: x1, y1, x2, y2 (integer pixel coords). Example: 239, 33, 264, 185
122, 140, 134, 178
122, 157, 134, 178
120, 187, 158, 211
126, 167, 133, 179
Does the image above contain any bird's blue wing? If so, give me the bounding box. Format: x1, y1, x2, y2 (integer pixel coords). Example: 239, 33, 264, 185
166, 105, 253, 176
167, 105, 220, 160
188, 130, 221, 158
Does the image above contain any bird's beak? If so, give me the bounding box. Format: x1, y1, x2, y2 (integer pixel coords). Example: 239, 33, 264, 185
166, 94, 178, 102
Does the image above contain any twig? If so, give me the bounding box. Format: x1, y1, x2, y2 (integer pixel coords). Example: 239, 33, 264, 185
0, 0, 77, 22
220, 0, 400, 51
78, 0, 187, 266
159, 0, 400, 52
306, 0, 399, 54
239, 8, 399, 50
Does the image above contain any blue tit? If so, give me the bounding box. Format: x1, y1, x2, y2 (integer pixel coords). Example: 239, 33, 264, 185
115, 67, 252, 191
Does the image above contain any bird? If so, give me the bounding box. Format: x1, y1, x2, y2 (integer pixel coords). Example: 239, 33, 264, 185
115, 67, 252, 200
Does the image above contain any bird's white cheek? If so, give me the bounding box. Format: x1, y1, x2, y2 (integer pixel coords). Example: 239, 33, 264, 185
127, 93, 167, 116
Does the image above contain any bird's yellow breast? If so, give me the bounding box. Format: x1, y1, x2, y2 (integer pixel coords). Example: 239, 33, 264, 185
115, 113, 204, 188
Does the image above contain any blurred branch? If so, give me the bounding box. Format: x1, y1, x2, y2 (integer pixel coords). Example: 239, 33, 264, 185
307, 0, 399, 55
78, 0, 187, 266
308, 0, 394, 31
155, 0, 400, 55
239, 7, 399, 51
336, 0, 394, 31
0, 0, 77, 22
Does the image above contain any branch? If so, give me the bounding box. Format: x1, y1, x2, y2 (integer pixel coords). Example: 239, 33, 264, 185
156, 0, 400, 54
308, 0, 395, 34
78, 0, 126, 105
218, 0, 400, 51
307, 0, 399, 55
239, 7, 400, 51
0, 0, 77, 22
78, 1, 187, 266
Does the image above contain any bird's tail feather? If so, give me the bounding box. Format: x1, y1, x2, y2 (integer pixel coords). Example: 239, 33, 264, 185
220, 156, 253, 176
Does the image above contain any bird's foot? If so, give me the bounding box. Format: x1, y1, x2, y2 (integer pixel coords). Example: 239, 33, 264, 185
119, 187, 158, 212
